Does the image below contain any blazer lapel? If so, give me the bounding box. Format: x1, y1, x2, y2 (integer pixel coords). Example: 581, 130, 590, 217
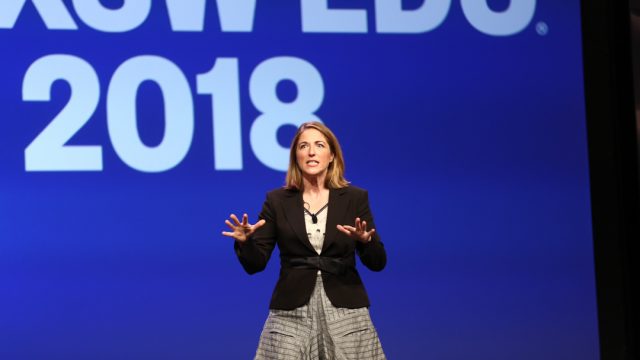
323, 187, 349, 252
282, 190, 317, 253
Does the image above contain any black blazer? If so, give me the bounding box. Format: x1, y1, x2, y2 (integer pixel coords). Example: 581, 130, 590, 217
234, 185, 386, 310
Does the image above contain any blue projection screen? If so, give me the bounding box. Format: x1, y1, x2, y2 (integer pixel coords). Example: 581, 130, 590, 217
0, 1, 599, 359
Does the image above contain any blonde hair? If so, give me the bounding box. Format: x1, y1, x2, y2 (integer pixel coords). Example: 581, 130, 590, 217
285, 121, 349, 190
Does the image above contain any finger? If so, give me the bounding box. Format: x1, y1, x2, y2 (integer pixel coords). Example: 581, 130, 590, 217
361, 220, 368, 232
222, 231, 246, 242
337, 224, 352, 235
342, 225, 357, 232
230, 214, 241, 226
354, 217, 361, 229
222, 231, 243, 238
224, 220, 236, 230
242, 213, 248, 226
364, 228, 376, 239
253, 219, 266, 229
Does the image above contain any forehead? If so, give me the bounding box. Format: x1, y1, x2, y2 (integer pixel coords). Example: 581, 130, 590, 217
297, 128, 328, 143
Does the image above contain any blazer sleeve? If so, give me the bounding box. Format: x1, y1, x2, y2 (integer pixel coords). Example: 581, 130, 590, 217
355, 190, 387, 271
234, 192, 277, 274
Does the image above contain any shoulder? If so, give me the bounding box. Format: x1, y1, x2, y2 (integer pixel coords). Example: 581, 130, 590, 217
338, 185, 369, 199
265, 187, 299, 201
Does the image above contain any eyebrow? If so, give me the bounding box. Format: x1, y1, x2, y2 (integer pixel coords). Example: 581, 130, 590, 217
298, 140, 326, 145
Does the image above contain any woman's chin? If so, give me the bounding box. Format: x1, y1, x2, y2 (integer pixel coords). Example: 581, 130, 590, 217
302, 168, 327, 178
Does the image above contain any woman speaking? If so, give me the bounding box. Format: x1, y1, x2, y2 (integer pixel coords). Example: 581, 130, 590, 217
222, 121, 387, 359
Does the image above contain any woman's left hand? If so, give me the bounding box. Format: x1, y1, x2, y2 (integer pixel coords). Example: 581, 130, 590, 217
337, 217, 375, 244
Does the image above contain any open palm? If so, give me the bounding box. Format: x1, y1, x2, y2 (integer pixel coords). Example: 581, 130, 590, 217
337, 217, 375, 244
222, 213, 266, 243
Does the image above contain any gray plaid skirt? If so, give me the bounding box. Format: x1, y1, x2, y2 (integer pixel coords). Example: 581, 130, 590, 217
254, 274, 386, 360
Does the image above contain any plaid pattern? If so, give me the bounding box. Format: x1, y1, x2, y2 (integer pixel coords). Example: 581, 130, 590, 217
254, 275, 386, 360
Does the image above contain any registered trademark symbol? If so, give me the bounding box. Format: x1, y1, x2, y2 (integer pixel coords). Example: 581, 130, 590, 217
536, 22, 549, 36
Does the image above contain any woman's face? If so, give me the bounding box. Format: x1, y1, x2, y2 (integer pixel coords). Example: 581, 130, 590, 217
296, 128, 334, 178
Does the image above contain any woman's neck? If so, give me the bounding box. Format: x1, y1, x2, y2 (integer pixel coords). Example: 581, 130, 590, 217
302, 173, 328, 196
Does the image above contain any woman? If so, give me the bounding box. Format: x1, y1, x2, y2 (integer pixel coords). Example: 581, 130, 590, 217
222, 121, 387, 359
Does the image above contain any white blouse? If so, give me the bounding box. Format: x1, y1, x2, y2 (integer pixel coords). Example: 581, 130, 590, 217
304, 206, 328, 257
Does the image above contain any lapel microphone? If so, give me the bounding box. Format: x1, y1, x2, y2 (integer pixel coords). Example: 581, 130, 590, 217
304, 203, 328, 224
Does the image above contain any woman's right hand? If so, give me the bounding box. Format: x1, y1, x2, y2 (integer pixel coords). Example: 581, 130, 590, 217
222, 213, 266, 243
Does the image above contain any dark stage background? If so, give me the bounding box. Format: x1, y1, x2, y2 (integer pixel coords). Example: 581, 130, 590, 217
0, 1, 600, 359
